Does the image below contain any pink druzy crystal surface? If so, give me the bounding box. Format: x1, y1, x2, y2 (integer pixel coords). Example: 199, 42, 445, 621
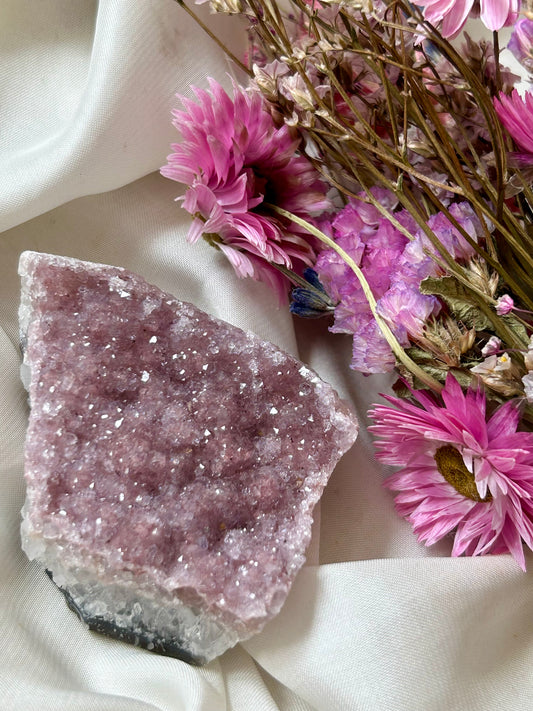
19, 251, 358, 663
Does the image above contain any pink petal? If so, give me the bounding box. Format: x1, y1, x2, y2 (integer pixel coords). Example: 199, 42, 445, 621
480, 0, 513, 29
441, 0, 475, 37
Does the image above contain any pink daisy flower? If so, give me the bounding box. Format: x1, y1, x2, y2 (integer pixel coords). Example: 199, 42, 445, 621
419, 0, 518, 38
494, 89, 533, 156
369, 374, 533, 569
161, 79, 330, 300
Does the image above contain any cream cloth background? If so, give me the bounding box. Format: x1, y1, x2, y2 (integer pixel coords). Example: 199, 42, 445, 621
1, 2, 533, 709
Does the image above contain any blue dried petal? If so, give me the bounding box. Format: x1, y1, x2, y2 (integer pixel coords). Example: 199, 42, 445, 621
302, 268, 325, 292
290, 269, 335, 319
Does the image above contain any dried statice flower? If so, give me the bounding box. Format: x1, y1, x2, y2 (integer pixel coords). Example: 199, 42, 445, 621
315, 192, 437, 373
396, 204, 485, 290
422, 202, 483, 262
376, 284, 439, 346
161, 79, 331, 301
315, 197, 487, 374
508, 17, 533, 75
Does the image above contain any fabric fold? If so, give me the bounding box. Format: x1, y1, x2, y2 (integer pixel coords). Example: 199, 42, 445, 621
0, 0, 245, 232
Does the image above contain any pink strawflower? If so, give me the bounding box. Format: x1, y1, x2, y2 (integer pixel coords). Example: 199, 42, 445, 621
161, 79, 330, 300
369, 374, 533, 569
419, 0, 518, 38
494, 90, 533, 156
495, 294, 515, 315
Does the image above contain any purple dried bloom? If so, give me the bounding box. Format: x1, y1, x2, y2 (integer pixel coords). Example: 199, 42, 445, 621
351, 319, 396, 374
397, 202, 482, 286
315, 197, 485, 374
316, 195, 434, 373
315, 199, 408, 337
508, 18, 533, 74
396, 237, 435, 286
424, 203, 481, 262
347, 188, 399, 228
364, 220, 413, 278
377, 284, 441, 344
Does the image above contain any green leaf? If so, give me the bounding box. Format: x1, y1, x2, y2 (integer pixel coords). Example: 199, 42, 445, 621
420, 276, 492, 330
405, 345, 476, 389
502, 314, 528, 346
403, 347, 447, 382
405, 346, 439, 364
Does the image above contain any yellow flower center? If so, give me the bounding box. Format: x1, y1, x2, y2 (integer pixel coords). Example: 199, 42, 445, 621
434, 445, 491, 502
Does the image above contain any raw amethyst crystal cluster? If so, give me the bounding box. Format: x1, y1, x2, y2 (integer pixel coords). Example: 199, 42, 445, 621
19, 251, 358, 664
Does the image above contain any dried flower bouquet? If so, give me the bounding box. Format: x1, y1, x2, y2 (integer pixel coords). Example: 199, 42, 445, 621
162, 0, 533, 567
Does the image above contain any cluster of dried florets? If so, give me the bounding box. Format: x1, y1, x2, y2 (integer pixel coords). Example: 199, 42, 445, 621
164, 0, 533, 567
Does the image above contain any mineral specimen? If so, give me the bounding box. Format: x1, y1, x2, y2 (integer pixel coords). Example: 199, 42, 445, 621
19, 251, 358, 664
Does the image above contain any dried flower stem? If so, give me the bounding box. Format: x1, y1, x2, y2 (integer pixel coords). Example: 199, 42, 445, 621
174, 0, 252, 76
286, 2, 533, 308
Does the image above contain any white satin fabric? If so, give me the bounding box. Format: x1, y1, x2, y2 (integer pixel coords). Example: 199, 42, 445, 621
1, 2, 532, 709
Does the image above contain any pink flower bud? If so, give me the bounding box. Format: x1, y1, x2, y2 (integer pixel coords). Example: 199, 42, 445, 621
481, 336, 501, 356
495, 294, 514, 315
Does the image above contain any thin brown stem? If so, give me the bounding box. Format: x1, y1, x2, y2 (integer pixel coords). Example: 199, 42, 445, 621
174, 0, 252, 76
